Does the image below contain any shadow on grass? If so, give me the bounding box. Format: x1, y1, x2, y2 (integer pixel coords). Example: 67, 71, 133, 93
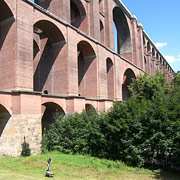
153, 169, 180, 180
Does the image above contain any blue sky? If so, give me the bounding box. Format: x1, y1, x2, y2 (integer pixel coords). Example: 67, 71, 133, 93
30, 0, 180, 72
121, 0, 180, 72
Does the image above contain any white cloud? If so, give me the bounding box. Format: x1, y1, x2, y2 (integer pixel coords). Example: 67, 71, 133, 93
155, 42, 168, 48
164, 56, 176, 63
164, 55, 180, 64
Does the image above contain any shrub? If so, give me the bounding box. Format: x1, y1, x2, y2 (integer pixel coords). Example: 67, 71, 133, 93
41, 108, 106, 157
42, 71, 180, 170
21, 136, 31, 157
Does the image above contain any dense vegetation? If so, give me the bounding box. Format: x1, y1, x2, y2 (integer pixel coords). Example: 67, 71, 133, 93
42, 71, 180, 170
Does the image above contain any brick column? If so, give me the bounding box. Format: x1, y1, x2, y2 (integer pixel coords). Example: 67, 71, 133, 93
67, 27, 78, 96
104, 0, 115, 50
89, 0, 100, 40
16, 0, 34, 90
131, 15, 139, 66
137, 23, 144, 69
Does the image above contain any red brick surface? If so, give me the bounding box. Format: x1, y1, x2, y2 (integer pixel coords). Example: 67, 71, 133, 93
0, 0, 175, 156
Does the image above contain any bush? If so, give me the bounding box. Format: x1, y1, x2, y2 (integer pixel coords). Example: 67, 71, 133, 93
42, 108, 106, 157
42, 71, 180, 170
21, 136, 31, 156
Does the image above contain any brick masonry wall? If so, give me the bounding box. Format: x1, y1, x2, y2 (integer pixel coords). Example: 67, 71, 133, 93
0, 0, 175, 156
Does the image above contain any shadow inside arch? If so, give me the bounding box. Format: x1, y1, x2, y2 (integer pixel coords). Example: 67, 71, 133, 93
41, 102, 65, 134
0, 17, 15, 50
0, 0, 15, 50
0, 105, 11, 137
34, 0, 52, 10
122, 68, 136, 101
34, 40, 65, 91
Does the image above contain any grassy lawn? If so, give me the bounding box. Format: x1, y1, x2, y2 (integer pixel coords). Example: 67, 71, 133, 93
0, 152, 179, 180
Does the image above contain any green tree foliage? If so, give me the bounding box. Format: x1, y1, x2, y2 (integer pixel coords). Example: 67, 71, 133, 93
128, 71, 171, 100
42, 71, 180, 170
42, 108, 106, 157
168, 73, 180, 168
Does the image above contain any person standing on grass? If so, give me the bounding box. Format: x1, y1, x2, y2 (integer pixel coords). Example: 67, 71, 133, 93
47, 157, 51, 171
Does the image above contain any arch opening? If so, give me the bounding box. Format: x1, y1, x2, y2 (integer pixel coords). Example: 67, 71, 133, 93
100, 20, 105, 44
144, 56, 148, 72
152, 48, 155, 57
160, 57, 163, 69
143, 36, 146, 46
41, 102, 65, 135
85, 104, 96, 112
0, 105, 11, 137
106, 58, 114, 99
122, 68, 136, 100
0, 1, 13, 22
34, 0, 52, 10
33, 20, 66, 94
0, 1, 14, 50
147, 42, 151, 53
77, 41, 97, 98
113, 7, 131, 55
0, 1, 15, 90
156, 53, 159, 65
70, 0, 86, 29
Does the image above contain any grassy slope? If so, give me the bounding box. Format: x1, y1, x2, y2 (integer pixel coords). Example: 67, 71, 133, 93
0, 152, 179, 180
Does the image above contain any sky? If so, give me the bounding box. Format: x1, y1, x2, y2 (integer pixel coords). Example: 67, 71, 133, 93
30, 0, 180, 72
121, 0, 180, 72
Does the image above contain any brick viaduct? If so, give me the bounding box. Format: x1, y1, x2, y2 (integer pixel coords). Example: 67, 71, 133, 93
0, 0, 175, 156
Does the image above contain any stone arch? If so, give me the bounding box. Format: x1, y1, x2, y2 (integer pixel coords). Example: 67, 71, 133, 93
144, 56, 148, 72
156, 53, 159, 66
0, 1, 14, 49
143, 36, 146, 46
70, 0, 86, 29
0, 104, 11, 137
106, 58, 114, 99
85, 104, 96, 112
113, 6, 132, 55
122, 68, 136, 100
0, 0, 14, 23
34, 20, 65, 44
0, 1, 15, 90
152, 47, 155, 57
100, 20, 105, 44
34, 0, 51, 10
162, 60, 165, 69
41, 102, 65, 134
160, 57, 163, 69
147, 41, 151, 53
33, 20, 66, 94
77, 41, 97, 98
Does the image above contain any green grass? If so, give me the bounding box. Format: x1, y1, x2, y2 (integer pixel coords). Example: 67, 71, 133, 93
0, 152, 180, 180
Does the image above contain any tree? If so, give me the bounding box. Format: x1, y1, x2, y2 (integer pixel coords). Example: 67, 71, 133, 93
41, 109, 106, 157
128, 71, 171, 101
105, 71, 175, 167
42, 71, 180, 170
